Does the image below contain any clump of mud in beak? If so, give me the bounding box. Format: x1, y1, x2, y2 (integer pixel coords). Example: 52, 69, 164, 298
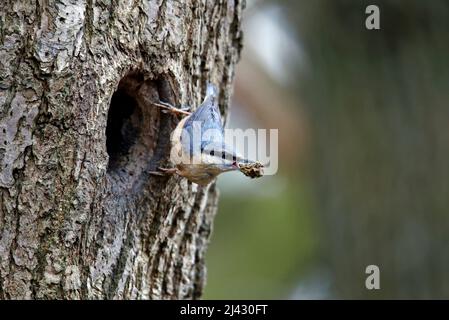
238, 162, 264, 179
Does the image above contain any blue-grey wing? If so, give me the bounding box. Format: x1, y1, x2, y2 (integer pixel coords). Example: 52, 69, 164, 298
182, 83, 225, 156
186, 83, 222, 131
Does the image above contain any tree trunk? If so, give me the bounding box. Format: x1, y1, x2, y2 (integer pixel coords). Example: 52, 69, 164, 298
0, 0, 244, 299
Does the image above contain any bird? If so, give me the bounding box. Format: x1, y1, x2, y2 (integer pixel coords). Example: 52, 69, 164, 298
151, 83, 263, 186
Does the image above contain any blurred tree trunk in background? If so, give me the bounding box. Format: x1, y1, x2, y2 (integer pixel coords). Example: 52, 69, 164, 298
288, 0, 449, 298
0, 0, 243, 299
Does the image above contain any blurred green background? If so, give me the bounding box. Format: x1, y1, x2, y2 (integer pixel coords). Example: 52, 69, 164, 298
204, 0, 449, 299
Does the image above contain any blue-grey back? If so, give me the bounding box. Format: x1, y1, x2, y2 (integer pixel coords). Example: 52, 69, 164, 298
182, 83, 225, 156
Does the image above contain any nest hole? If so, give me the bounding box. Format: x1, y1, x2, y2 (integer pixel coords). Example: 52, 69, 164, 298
105, 71, 176, 186
106, 88, 141, 168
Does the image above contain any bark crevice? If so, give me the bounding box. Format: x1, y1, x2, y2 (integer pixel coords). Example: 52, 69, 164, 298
0, 0, 243, 299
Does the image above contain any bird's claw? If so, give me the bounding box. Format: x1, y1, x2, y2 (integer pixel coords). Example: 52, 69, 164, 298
149, 167, 178, 176
152, 101, 191, 116
149, 171, 164, 176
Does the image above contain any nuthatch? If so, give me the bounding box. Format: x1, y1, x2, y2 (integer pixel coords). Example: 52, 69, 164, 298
152, 83, 263, 186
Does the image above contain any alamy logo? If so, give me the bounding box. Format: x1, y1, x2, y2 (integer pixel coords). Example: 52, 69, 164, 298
365, 265, 380, 290
170, 122, 279, 175
365, 5, 380, 30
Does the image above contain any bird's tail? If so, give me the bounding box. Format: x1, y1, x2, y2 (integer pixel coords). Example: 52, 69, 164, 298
206, 82, 218, 99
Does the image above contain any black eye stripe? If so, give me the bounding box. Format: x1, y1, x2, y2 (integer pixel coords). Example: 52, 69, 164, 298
221, 152, 235, 160
207, 149, 235, 160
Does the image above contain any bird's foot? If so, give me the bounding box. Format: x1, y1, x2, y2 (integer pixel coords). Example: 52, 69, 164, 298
149, 167, 179, 176
152, 101, 191, 116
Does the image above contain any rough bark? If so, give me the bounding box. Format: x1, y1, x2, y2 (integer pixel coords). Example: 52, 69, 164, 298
0, 0, 244, 299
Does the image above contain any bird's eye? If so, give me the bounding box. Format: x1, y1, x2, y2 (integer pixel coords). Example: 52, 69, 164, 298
232, 155, 237, 161
210, 150, 214, 156
222, 153, 226, 159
